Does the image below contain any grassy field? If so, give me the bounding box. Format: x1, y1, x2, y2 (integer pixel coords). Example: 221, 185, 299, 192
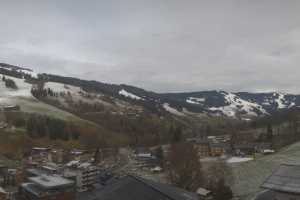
230, 141, 300, 200
13, 97, 80, 120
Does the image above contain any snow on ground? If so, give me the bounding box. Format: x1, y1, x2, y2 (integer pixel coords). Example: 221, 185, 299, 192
273, 93, 296, 109
0, 66, 38, 79
119, 89, 143, 100
289, 102, 296, 108
45, 82, 82, 94
0, 75, 33, 105
242, 118, 251, 121
163, 103, 185, 116
186, 97, 205, 104
209, 106, 236, 117
262, 98, 272, 106
0, 75, 78, 119
227, 157, 253, 164
19, 69, 38, 78
274, 93, 287, 109
209, 92, 268, 117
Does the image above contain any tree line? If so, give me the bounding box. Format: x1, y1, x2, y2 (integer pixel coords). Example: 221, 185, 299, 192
2, 76, 18, 89
31, 84, 184, 146
7, 112, 80, 141
25, 114, 80, 140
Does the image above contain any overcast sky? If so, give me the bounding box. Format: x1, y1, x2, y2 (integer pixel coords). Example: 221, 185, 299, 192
0, 0, 300, 93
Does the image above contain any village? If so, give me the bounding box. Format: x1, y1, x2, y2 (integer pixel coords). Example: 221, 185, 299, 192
0, 128, 282, 200
0, 144, 214, 200
1, 102, 299, 200
0, 0, 300, 199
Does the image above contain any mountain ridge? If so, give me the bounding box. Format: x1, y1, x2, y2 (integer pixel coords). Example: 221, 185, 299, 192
1, 62, 299, 119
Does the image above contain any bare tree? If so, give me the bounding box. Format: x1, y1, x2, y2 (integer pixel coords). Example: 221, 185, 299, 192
205, 160, 234, 186
165, 143, 204, 192
205, 161, 234, 200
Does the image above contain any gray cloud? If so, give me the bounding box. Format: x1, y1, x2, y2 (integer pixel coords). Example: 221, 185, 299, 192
0, 0, 300, 93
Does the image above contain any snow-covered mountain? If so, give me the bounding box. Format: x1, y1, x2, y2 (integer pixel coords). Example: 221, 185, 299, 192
112, 89, 300, 119
1, 62, 300, 119
160, 91, 300, 118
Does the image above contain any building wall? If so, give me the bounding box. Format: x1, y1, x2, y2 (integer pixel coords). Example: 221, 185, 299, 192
195, 144, 210, 158
76, 166, 98, 192
210, 147, 225, 157
0, 192, 7, 200
195, 143, 226, 158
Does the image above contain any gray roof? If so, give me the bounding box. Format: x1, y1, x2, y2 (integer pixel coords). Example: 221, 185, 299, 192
135, 147, 151, 155
136, 176, 199, 200
254, 190, 276, 200
196, 188, 211, 196
27, 168, 48, 176
234, 143, 256, 149
21, 183, 45, 197
262, 164, 300, 194
29, 175, 74, 189
77, 175, 199, 200
209, 141, 230, 148
186, 138, 209, 144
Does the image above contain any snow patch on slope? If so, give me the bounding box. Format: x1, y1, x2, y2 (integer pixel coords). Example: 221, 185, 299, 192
262, 101, 271, 106
289, 102, 296, 108
227, 157, 253, 163
119, 89, 143, 100
209, 92, 268, 117
186, 97, 205, 104
0, 75, 34, 104
19, 69, 38, 78
274, 93, 288, 109
0, 66, 38, 78
45, 82, 82, 94
163, 103, 185, 116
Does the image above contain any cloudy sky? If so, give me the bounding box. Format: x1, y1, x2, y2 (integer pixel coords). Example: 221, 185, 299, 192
1, 0, 300, 93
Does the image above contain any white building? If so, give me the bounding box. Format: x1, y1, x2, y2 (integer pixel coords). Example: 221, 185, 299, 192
64, 162, 99, 192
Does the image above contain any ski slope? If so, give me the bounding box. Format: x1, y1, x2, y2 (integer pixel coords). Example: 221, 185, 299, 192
0, 75, 79, 120
0, 75, 33, 104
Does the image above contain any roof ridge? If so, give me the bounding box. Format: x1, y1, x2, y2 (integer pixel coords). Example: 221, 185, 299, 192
280, 163, 300, 167
129, 175, 175, 200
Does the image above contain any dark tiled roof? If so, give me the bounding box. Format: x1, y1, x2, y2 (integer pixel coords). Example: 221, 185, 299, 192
254, 190, 276, 200
262, 164, 300, 194
135, 147, 152, 155
77, 175, 199, 200
186, 138, 209, 144
234, 143, 256, 149
135, 176, 199, 200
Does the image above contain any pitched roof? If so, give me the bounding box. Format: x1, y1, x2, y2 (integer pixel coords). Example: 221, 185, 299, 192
262, 164, 300, 194
254, 190, 276, 200
196, 187, 211, 196
77, 175, 199, 200
135, 176, 199, 200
